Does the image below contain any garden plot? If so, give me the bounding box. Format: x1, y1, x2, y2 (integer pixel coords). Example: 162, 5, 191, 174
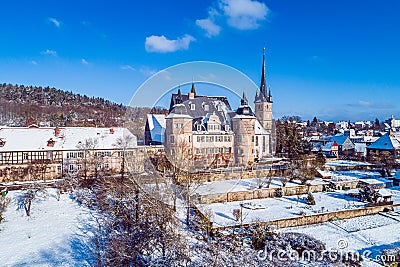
331, 214, 398, 232
197, 191, 365, 228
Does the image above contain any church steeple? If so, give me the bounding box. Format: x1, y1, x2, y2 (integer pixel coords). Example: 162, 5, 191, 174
259, 47, 267, 100
189, 82, 196, 99
255, 47, 272, 103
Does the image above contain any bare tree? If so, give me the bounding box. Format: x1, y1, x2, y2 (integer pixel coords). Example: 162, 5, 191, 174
17, 183, 48, 216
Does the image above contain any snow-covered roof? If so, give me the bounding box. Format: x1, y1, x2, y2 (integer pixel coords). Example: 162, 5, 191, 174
146, 114, 166, 143
330, 134, 348, 146
317, 170, 332, 178
322, 141, 337, 152
0, 127, 137, 152
378, 188, 392, 197
358, 178, 385, 185
367, 133, 400, 150
355, 143, 367, 154
254, 120, 269, 135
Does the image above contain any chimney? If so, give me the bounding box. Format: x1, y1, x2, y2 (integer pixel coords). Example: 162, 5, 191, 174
110, 128, 115, 134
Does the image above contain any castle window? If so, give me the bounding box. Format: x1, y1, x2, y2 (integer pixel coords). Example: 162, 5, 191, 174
188, 136, 191, 142
263, 136, 266, 152
23, 153, 29, 160
169, 135, 175, 143
57, 165, 62, 172
196, 148, 202, 154
237, 136, 242, 143
174, 123, 183, 129
204, 105, 209, 111
69, 164, 74, 172
256, 136, 259, 146
0, 153, 2, 160
77, 164, 82, 171
190, 104, 195, 110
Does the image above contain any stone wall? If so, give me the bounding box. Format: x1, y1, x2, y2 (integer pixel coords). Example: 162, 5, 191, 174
196, 181, 358, 204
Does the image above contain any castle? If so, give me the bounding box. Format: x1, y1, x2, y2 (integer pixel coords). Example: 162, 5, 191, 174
146, 52, 275, 168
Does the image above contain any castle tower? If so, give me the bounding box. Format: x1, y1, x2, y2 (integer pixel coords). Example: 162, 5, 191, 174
232, 92, 256, 166
254, 48, 273, 132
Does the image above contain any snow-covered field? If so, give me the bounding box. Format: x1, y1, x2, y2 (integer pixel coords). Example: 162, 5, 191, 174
325, 160, 372, 168
280, 216, 400, 267
195, 177, 329, 196
0, 189, 94, 266
198, 191, 366, 227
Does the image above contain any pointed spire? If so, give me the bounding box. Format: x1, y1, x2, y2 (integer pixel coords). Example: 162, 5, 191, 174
259, 47, 267, 100
175, 86, 183, 104
191, 82, 196, 95
241, 91, 248, 106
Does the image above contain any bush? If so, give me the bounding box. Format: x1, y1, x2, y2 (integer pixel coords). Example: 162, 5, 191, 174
275, 188, 283, 198
306, 192, 316, 205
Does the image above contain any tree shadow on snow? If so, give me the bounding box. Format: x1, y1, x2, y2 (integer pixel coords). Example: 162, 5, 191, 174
12, 217, 97, 266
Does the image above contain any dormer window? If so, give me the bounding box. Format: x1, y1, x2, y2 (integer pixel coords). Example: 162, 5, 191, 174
47, 138, 55, 147
217, 105, 222, 111
197, 124, 202, 131
208, 124, 220, 132
190, 104, 195, 110
225, 125, 230, 131
204, 105, 209, 111
0, 138, 5, 147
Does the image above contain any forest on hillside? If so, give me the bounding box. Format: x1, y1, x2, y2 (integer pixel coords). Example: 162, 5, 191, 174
0, 83, 167, 140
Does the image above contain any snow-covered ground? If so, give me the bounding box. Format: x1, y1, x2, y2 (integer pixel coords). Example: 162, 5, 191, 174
280, 215, 400, 267
198, 191, 366, 227
0, 189, 94, 266
195, 177, 329, 196
325, 160, 372, 168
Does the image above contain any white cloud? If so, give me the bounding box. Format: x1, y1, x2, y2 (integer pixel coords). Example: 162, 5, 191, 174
30, 60, 37, 65
121, 65, 136, 71
81, 58, 89, 65
196, 18, 221, 37
48, 17, 61, 28
139, 66, 157, 76
219, 0, 268, 30
40, 49, 57, 56
145, 34, 195, 53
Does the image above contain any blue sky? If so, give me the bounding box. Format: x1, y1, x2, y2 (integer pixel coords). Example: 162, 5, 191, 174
1, 0, 399, 121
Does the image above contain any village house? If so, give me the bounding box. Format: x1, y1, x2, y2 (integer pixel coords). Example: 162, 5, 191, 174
311, 134, 355, 158
0, 125, 143, 182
